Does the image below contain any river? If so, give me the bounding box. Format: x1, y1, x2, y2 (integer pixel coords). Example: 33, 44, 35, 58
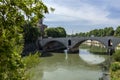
29, 48, 109, 80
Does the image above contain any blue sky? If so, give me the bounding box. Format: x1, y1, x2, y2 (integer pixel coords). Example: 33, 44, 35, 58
43, 0, 120, 34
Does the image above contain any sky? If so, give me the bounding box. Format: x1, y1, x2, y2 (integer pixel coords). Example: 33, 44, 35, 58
43, 0, 120, 34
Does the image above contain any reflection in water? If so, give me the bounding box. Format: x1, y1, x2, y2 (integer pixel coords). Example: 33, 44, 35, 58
42, 68, 101, 80
30, 49, 107, 80
64, 49, 68, 60
79, 49, 105, 64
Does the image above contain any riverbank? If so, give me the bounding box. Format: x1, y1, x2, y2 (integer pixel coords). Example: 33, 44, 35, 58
110, 50, 120, 80
110, 62, 120, 80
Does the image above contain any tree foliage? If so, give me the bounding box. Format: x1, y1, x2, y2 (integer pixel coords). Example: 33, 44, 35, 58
71, 26, 117, 37
0, 0, 48, 79
23, 24, 40, 44
114, 26, 120, 37
45, 27, 67, 37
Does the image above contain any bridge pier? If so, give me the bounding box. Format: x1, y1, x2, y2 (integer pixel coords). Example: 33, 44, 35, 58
107, 47, 115, 55
40, 49, 53, 57
68, 48, 79, 53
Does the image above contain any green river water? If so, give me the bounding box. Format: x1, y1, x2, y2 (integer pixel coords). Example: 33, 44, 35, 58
29, 48, 108, 80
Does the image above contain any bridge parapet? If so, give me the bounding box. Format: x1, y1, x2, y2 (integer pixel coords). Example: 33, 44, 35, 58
38, 37, 71, 48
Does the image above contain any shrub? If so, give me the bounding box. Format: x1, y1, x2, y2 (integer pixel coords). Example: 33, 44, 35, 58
23, 52, 41, 69
111, 62, 120, 71
111, 70, 120, 80
0, 0, 48, 79
113, 50, 120, 61
110, 62, 120, 80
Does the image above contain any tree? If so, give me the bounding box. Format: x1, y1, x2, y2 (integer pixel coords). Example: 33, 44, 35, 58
114, 26, 120, 37
45, 27, 67, 37
89, 29, 100, 37
57, 27, 66, 37
79, 32, 86, 37
104, 27, 114, 36
71, 26, 115, 37
23, 24, 40, 44
0, 0, 48, 79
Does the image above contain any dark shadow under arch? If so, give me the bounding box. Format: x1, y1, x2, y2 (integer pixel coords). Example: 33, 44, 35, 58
108, 39, 112, 46
43, 40, 67, 52
68, 39, 71, 46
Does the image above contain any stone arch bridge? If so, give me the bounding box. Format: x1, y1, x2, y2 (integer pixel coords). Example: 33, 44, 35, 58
38, 37, 120, 54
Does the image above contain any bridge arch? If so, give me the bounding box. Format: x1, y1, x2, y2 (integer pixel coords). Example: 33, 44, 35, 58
72, 40, 88, 49
71, 39, 107, 50
73, 39, 107, 48
43, 40, 67, 51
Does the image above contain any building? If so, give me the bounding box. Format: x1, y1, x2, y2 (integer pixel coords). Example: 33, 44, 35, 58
37, 18, 47, 38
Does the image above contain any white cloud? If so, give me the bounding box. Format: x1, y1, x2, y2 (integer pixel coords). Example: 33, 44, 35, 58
43, 0, 120, 27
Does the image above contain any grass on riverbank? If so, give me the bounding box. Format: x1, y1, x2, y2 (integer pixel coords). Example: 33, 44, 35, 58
110, 50, 120, 80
